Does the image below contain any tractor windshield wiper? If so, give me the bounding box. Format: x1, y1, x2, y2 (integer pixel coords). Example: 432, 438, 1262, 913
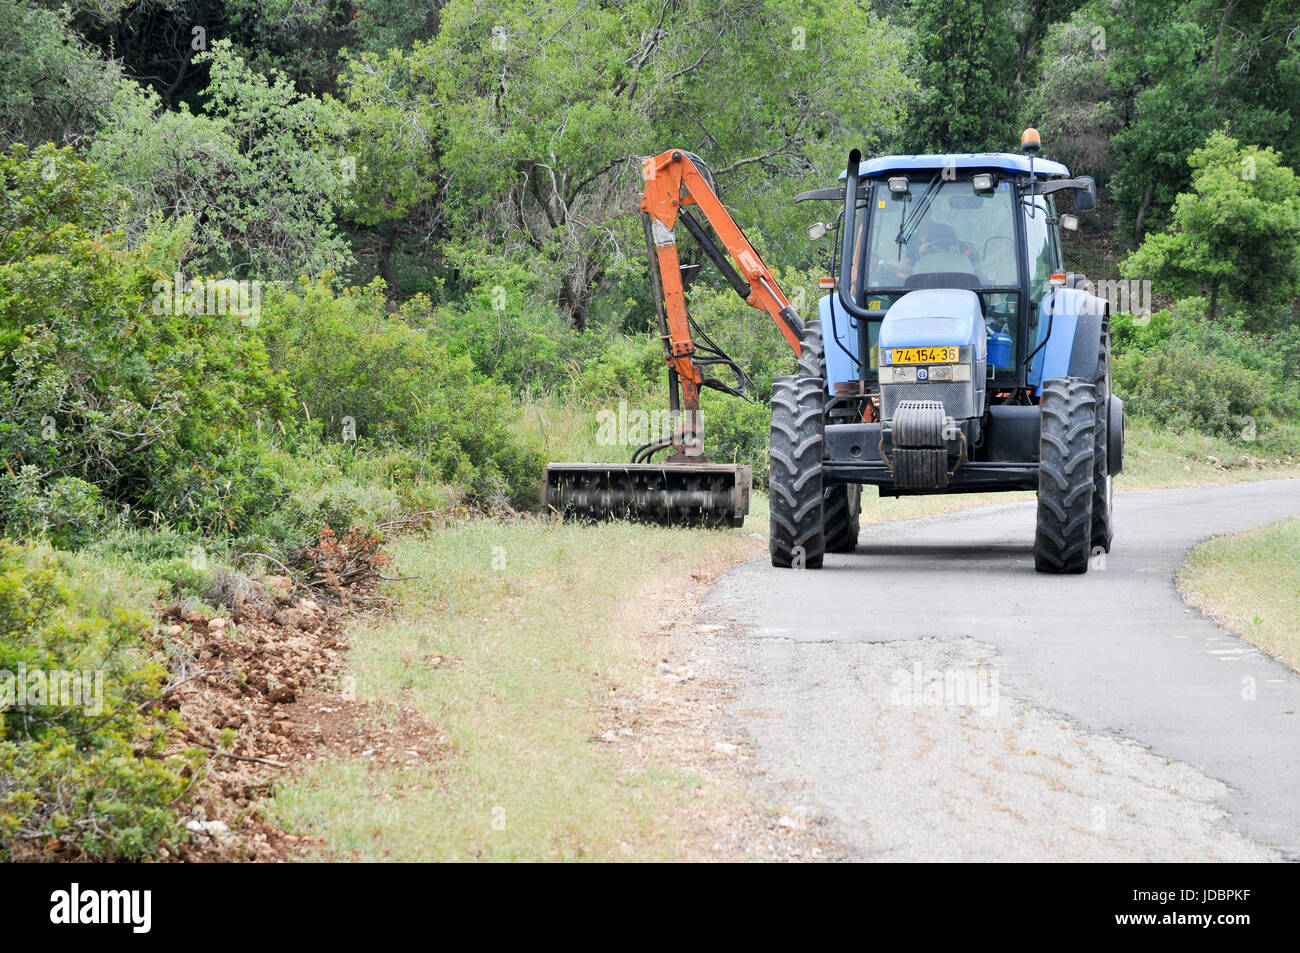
895, 174, 944, 251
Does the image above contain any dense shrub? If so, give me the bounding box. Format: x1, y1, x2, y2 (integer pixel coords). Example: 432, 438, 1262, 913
0, 145, 294, 539
257, 278, 546, 507
1114, 344, 1273, 438
0, 541, 190, 860
1112, 300, 1300, 441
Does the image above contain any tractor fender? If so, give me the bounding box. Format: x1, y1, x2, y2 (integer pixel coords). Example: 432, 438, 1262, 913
1029, 288, 1108, 392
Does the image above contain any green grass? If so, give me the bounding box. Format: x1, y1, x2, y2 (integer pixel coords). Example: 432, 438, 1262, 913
1179, 518, 1300, 672
269, 516, 765, 861
1121, 419, 1300, 488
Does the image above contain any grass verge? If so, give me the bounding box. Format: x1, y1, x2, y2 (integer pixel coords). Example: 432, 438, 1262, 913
1178, 518, 1300, 673
268, 517, 766, 860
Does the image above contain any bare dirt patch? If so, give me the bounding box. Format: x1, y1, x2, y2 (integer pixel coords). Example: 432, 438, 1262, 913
149, 528, 444, 861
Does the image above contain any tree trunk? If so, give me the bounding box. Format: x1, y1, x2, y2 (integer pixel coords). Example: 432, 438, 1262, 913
1133, 184, 1154, 242
1208, 281, 1219, 323
377, 223, 399, 293
558, 272, 590, 332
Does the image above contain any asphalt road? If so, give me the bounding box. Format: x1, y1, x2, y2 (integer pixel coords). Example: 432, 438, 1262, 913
701, 480, 1300, 861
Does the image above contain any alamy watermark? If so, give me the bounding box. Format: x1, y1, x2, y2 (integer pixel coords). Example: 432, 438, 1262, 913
1079, 277, 1153, 325
889, 661, 1000, 716
596, 401, 703, 452
1, 664, 104, 716
152, 273, 262, 326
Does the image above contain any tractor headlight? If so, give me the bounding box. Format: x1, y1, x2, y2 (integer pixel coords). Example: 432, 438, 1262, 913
888, 176, 909, 195
972, 173, 995, 193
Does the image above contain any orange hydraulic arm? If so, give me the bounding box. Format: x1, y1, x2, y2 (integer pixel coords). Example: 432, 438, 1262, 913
640, 150, 804, 457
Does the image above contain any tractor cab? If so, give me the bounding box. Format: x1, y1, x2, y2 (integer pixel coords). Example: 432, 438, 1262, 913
818, 147, 1097, 400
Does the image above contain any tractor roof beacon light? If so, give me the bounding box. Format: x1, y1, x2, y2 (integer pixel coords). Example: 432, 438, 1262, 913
1021, 127, 1041, 209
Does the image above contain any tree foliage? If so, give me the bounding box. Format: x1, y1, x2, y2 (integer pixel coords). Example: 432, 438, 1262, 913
1123, 132, 1300, 326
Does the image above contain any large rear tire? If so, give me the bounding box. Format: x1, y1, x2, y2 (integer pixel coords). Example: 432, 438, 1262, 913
823, 483, 861, 553
1034, 378, 1095, 574
769, 375, 826, 568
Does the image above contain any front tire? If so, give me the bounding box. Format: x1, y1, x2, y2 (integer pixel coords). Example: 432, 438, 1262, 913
1034, 378, 1095, 574
769, 375, 826, 568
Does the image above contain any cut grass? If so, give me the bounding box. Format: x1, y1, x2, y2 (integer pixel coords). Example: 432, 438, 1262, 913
1178, 518, 1300, 673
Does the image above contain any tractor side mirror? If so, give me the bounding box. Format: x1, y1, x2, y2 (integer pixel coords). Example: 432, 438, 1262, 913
1073, 176, 1096, 212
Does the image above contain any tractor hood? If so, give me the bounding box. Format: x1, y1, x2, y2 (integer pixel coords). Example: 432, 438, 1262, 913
878, 289, 987, 359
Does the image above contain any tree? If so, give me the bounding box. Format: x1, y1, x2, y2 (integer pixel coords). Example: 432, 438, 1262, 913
1122, 131, 1300, 327
900, 0, 1019, 153
89, 41, 352, 280
1025, 0, 1300, 241
424, 0, 908, 328
0, 0, 126, 147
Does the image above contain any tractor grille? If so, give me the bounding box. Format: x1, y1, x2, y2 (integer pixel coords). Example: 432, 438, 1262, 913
882, 380, 974, 419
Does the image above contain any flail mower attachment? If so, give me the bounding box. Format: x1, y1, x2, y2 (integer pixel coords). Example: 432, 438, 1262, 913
541, 149, 802, 529
541, 462, 752, 528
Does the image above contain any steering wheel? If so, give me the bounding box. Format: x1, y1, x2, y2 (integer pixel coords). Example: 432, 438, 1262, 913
920, 238, 976, 258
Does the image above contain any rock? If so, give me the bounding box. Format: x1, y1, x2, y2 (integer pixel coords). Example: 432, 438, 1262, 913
267, 688, 296, 704
275, 608, 304, 629
598, 731, 617, 743
714, 741, 739, 756
185, 819, 238, 848
265, 574, 294, 595
207, 618, 227, 632
165, 624, 184, 637
778, 815, 800, 829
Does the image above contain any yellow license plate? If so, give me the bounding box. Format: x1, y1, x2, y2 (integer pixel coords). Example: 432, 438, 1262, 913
887, 346, 959, 364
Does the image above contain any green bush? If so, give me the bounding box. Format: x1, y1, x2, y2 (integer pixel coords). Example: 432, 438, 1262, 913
1114, 343, 1274, 438
0, 468, 106, 549
0, 541, 191, 860
257, 278, 546, 508
1112, 299, 1300, 440
0, 144, 294, 540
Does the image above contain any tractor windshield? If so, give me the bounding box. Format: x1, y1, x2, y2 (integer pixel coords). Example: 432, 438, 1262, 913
865, 178, 1018, 291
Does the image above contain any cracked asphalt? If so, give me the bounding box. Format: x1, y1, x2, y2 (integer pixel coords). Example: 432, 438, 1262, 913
701, 480, 1300, 861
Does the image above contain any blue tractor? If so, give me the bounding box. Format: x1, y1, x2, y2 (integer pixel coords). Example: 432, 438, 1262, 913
544, 132, 1122, 574
772, 130, 1123, 573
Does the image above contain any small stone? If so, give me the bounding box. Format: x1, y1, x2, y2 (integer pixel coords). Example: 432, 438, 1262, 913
598, 731, 617, 743
714, 742, 738, 756
207, 618, 226, 632
165, 624, 183, 637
